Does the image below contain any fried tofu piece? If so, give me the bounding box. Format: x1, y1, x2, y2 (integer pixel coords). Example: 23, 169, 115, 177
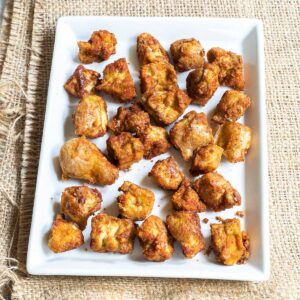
170, 111, 214, 160
59, 137, 119, 185
78, 30, 117, 64
216, 122, 252, 163
137, 33, 169, 65
48, 214, 84, 253
166, 211, 205, 258
108, 104, 150, 134
96, 58, 136, 102
137, 215, 174, 261
90, 213, 135, 254
186, 63, 220, 106
171, 179, 206, 212
140, 88, 191, 126
193, 172, 241, 211
170, 38, 205, 72
207, 47, 244, 90
107, 132, 144, 170
73, 95, 108, 138
149, 156, 184, 190
210, 218, 250, 265
140, 62, 177, 93
61, 185, 102, 230
64, 65, 100, 98
138, 125, 171, 159
212, 90, 251, 124
190, 144, 223, 176
117, 181, 155, 220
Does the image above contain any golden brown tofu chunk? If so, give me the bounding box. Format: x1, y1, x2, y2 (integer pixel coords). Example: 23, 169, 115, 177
186, 63, 220, 106
138, 125, 171, 159
96, 58, 136, 102
149, 156, 184, 190
48, 214, 84, 253
117, 181, 155, 220
170, 111, 214, 160
90, 213, 135, 254
216, 122, 252, 163
210, 218, 250, 265
61, 185, 102, 230
193, 172, 241, 211
140, 88, 191, 126
64, 65, 100, 98
59, 137, 119, 185
170, 38, 205, 72
137, 215, 174, 261
207, 47, 244, 90
166, 211, 205, 258
106, 132, 144, 170
78, 30, 117, 64
137, 33, 169, 65
108, 104, 150, 134
73, 95, 108, 138
212, 90, 251, 124
140, 62, 177, 93
171, 179, 206, 212
190, 144, 223, 176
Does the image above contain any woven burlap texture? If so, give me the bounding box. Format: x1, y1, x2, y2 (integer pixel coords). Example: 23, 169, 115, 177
0, 0, 298, 299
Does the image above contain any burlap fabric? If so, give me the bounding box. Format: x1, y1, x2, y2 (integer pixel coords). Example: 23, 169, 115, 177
0, 0, 299, 299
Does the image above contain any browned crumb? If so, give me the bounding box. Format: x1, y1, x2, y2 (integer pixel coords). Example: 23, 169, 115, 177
203, 218, 209, 224
216, 216, 224, 222
235, 210, 245, 218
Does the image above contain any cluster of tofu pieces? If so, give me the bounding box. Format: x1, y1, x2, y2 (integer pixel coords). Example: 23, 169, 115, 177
48, 30, 252, 266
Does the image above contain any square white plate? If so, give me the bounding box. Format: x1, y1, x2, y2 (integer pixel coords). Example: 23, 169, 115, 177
27, 17, 269, 281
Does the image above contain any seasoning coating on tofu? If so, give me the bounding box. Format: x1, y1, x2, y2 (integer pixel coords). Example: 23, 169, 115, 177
149, 156, 184, 190
61, 185, 102, 230
212, 90, 251, 124
96, 58, 136, 102
210, 218, 250, 265
73, 95, 108, 138
207, 47, 244, 90
90, 213, 135, 254
48, 214, 84, 253
170, 38, 205, 72
216, 122, 252, 163
190, 144, 223, 176
117, 181, 155, 221
193, 172, 241, 211
59, 137, 119, 185
78, 30, 117, 64
137, 215, 174, 261
138, 125, 171, 159
64, 65, 100, 98
140, 88, 191, 126
137, 33, 169, 65
171, 179, 206, 212
107, 132, 144, 170
166, 211, 205, 258
170, 111, 214, 160
186, 63, 220, 106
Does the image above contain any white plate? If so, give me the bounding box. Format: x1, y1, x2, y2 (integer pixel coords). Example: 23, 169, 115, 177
27, 17, 269, 281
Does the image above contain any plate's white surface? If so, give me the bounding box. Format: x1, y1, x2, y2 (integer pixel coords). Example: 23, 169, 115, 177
27, 17, 269, 281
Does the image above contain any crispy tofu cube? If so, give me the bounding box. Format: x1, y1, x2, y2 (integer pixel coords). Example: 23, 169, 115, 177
137, 215, 174, 261
64, 65, 100, 98
193, 172, 241, 211
166, 211, 205, 258
170, 38, 205, 72
48, 214, 84, 253
61, 185, 102, 230
78, 30, 117, 64
170, 111, 214, 160
117, 181, 155, 220
210, 218, 250, 265
90, 213, 135, 254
